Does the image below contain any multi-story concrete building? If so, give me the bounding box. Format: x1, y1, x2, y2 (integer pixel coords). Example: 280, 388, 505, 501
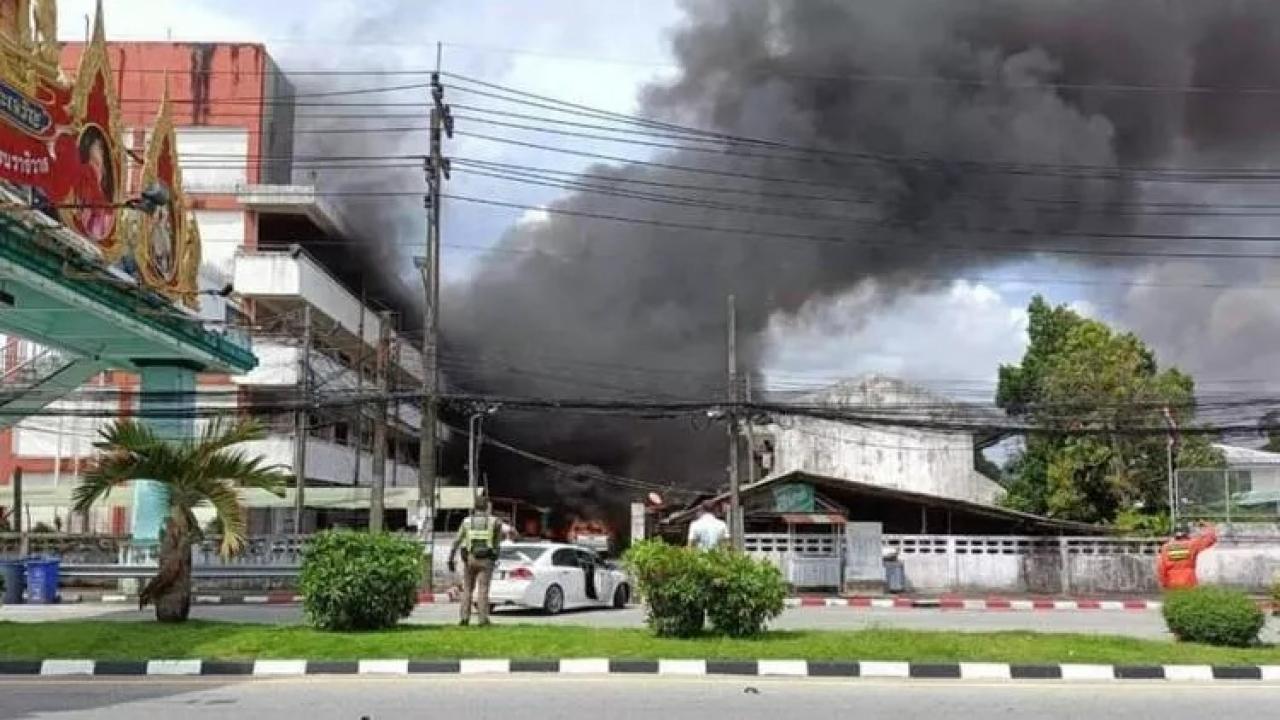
1, 42, 426, 534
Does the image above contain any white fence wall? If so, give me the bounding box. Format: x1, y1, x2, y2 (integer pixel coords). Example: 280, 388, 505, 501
742, 532, 1280, 593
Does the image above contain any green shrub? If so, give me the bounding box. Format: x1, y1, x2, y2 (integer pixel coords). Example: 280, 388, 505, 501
705, 549, 786, 637
299, 530, 423, 631
624, 539, 711, 637
1162, 586, 1264, 647
625, 540, 789, 638
1272, 577, 1280, 617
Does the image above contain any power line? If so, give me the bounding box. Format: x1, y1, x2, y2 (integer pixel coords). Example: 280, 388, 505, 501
441, 192, 1280, 261
444, 72, 1280, 178
453, 164, 1280, 245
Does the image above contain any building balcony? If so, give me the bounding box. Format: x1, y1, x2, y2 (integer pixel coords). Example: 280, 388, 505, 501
241, 434, 418, 488
233, 247, 424, 386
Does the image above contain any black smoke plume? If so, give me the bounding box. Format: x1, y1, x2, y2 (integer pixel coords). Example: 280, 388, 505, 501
321, 1, 1280, 523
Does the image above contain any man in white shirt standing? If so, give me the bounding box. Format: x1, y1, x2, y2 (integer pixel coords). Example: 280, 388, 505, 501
687, 500, 730, 551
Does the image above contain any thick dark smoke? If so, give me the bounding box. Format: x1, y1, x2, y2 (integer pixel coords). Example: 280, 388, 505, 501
318, 1, 1280, 523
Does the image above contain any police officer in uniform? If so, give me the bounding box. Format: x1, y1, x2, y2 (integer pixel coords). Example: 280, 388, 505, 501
448, 502, 514, 626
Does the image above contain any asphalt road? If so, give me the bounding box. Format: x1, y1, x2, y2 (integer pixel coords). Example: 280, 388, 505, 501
7, 602, 1280, 640
3, 676, 1280, 720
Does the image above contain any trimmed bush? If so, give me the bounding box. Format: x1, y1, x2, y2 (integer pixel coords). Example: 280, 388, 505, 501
705, 549, 787, 637
300, 530, 423, 631
625, 539, 711, 637
1272, 578, 1280, 617
1162, 586, 1264, 647
624, 540, 788, 638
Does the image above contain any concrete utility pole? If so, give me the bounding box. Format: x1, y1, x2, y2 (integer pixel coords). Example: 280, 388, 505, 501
369, 311, 392, 532
13, 467, 26, 557
292, 305, 312, 535
727, 295, 743, 550
418, 42, 452, 589
351, 284, 366, 486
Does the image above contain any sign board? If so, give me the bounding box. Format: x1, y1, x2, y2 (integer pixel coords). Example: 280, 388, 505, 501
0, 0, 200, 307
772, 482, 815, 512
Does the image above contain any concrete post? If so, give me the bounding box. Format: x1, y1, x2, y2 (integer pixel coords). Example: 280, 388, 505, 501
130, 362, 197, 543
1058, 536, 1071, 595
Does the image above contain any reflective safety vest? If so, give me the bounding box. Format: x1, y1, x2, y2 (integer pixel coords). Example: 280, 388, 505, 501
460, 514, 500, 559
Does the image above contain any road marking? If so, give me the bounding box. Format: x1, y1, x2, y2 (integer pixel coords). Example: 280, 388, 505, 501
460, 659, 510, 674
869, 598, 895, 609
358, 660, 409, 675
1260, 666, 1280, 681
146, 660, 202, 676
824, 598, 847, 607
1099, 601, 1125, 611
1053, 601, 1078, 610
242, 596, 270, 604
1164, 665, 1213, 682
559, 659, 610, 674
194, 596, 222, 604
658, 659, 706, 676
1009, 600, 1034, 611
959, 663, 1012, 680
1060, 664, 1115, 681
962, 599, 986, 610
41, 660, 95, 676
859, 661, 910, 678
253, 660, 306, 676
757, 660, 807, 676
100, 595, 128, 603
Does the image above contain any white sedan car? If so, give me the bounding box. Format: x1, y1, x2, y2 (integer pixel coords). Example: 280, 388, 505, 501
489, 542, 632, 614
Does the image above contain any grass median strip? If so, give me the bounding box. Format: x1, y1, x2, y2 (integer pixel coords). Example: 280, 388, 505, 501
2, 621, 1280, 665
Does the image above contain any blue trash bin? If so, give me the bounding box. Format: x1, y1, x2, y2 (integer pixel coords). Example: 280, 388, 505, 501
24, 557, 60, 604
1, 561, 24, 604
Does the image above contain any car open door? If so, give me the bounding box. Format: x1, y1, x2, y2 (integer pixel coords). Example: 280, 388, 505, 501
550, 548, 586, 606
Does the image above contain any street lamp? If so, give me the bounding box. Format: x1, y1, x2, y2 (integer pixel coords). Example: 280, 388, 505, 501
467, 404, 499, 511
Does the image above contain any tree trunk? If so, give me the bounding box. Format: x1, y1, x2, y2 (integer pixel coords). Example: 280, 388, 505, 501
142, 513, 193, 623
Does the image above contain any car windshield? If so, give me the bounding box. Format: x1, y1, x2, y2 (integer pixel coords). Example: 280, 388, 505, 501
499, 546, 550, 563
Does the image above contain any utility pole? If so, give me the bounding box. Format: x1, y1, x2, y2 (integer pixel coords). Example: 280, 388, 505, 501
292, 305, 312, 536
369, 311, 392, 532
744, 374, 759, 487
13, 467, 26, 557
351, 284, 366, 486
418, 42, 452, 589
726, 295, 743, 550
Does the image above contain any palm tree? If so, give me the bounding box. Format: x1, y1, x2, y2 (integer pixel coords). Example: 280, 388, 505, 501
73, 418, 291, 622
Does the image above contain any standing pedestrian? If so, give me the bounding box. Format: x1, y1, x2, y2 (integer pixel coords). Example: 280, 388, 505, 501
687, 500, 730, 551
1157, 522, 1218, 590
448, 502, 512, 626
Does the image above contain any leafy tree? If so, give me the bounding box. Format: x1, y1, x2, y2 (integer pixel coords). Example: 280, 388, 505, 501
997, 296, 1223, 524
73, 419, 291, 622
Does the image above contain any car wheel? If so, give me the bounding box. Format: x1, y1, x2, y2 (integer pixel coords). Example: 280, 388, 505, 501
543, 584, 565, 615
612, 583, 630, 609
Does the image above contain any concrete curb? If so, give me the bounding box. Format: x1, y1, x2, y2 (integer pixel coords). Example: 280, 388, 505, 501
2, 658, 1278, 681
787, 596, 1171, 611
43, 594, 1277, 613
49, 593, 1197, 611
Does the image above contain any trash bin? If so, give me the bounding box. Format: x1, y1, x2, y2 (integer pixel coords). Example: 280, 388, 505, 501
883, 556, 906, 594
1, 561, 24, 604
23, 557, 60, 604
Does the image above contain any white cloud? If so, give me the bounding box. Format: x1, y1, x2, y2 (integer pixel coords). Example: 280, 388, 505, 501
761, 280, 1030, 399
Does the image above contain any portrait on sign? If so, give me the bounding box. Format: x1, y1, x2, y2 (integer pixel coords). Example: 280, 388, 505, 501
148, 194, 177, 282
71, 123, 116, 242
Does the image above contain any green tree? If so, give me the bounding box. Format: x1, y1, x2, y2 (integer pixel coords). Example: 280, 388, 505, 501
73, 418, 291, 622
997, 296, 1223, 524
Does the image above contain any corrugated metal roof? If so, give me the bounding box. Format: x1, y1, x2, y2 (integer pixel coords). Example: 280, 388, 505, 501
1213, 443, 1280, 468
